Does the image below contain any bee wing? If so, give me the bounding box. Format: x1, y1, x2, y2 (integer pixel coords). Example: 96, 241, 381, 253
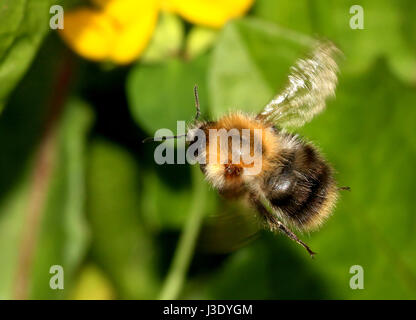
256, 41, 341, 128
198, 200, 260, 254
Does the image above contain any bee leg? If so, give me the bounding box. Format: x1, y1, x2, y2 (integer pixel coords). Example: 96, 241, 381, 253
274, 220, 317, 258
251, 197, 316, 258
338, 186, 351, 191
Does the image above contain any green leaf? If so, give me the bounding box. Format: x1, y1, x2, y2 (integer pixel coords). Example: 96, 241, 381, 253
252, 0, 416, 84
399, 0, 416, 53
127, 54, 209, 134
252, 0, 313, 34
185, 27, 218, 60
140, 165, 193, 230
209, 18, 313, 118
296, 61, 416, 299
87, 139, 159, 299
197, 234, 332, 299
142, 12, 185, 64
0, 176, 29, 299
311, 0, 416, 83
29, 99, 93, 299
0, 35, 91, 299
0, 99, 93, 299
0, 0, 52, 111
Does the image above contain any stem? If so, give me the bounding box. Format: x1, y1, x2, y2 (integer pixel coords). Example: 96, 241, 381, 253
13, 53, 74, 300
159, 165, 207, 300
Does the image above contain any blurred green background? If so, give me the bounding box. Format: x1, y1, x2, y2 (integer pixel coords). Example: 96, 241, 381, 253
0, 0, 415, 300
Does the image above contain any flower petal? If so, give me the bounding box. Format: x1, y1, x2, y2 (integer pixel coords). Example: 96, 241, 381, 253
109, 1, 160, 64
166, 0, 254, 28
95, 0, 159, 25
59, 9, 117, 62
59, 1, 160, 64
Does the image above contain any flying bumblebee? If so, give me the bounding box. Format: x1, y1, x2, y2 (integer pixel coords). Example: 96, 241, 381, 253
146, 41, 348, 257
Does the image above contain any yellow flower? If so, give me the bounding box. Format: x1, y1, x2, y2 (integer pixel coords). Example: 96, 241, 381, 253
59, 0, 254, 64
165, 0, 254, 28
60, 0, 159, 64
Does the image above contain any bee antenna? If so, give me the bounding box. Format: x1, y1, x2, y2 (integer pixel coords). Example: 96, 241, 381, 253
142, 136, 156, 143
194, 84, 200, 121
142, 134, 186, 144
143, 85, 200, 144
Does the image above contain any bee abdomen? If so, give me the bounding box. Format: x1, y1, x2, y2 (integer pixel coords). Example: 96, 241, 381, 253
265, 143, 337, 231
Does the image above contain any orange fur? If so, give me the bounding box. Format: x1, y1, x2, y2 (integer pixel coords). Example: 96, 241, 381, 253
202, 112, 280, 189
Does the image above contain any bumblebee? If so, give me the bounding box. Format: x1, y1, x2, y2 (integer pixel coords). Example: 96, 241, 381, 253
147, 41, 347, 256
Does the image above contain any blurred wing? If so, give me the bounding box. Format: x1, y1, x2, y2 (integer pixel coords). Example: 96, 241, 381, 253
198, 200, 260, 254
257, 41, 341, 128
